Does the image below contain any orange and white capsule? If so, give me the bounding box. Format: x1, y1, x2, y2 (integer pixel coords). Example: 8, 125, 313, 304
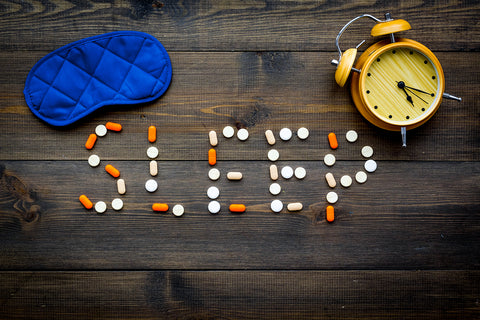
85, 133, 97, 150
148, 126, 156, 143
79, 194, 93, 209
152, 203, 169, 212
328, 132, 338, 149
105, 164, 120, 178
326, 205, 335, 222
229, 204, 246, 213
208, 148, 216, 166
106, 122, 122, 132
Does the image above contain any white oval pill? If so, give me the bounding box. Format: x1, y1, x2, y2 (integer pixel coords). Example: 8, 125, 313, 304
94, 201, 107, 214
269, 164, 279, 181
340, 175, 353, 187
237, 128, 249, 141
324, 154, 336, 167
208, 168, 221, 181
145, 179, 158, 192
268, 149, 280, 162
227, 172, 242, 180
209, 130, 218, 147
326, 191, 338, 204
147, 146, 159, 159
172, 204, 184, 217
150, 160, 158, 176
346, 130, 358, 143
294, 167, 306, 179
270, 200, 283, 213
281, 166, 294, 179
269, 183, 282, 195
223, 126, 235, 138
95, 124, 107, 137
207, 186, 220, 199
279, 128, 292, 141
265, 130, 276, 145
117, 178, 126, 195
208, 201, 221, 214
88, 154, 100, 167
365, 159, 377, 172
325, 172, 336, 188
361, 146, 374, 158
355, 171, 368, 184
287, 202, 303, 211
111, 198, 123, 211
297, 127, 309, 140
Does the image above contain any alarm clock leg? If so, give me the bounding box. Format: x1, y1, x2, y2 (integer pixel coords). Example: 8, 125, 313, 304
443, 93, 462, 102
401, 127, 407, 147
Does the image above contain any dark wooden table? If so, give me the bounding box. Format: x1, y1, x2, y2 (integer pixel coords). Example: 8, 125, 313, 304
1, 1, 479, 319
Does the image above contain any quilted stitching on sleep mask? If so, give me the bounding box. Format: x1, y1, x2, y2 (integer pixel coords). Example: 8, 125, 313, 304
24, 31, 172, 126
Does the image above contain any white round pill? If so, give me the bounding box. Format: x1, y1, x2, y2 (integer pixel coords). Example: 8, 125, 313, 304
340, 175, 353, 187
281, 166, 294, 179
364, 159, 377, 173
208, 201, 221, 214
95, 124, 107, 137
88, 154, 100, 167
94, 201, 107, 214
111, 198, 124, 211
324, 154, 336, 167
326, 191, 338, 204
270, 200, 283, 213
207, 186, 220, 199
346, 130, 358, 142
294, 167, 306, 179
223, 126, 235, 138
145, 179, 158, 192
269, 183, 282, 195
147, 146, 159, 159
172, 204, 184, 217
237, 128, 249, 141
268, 149, 280, 162
297, 127, 309, 140
208, 168, 221, 181
355, 171, 368, 184
361, 145, 374, 158
279, 128, 292, 141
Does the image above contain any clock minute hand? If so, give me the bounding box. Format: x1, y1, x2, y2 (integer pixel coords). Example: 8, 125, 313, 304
403, 85, 434, 96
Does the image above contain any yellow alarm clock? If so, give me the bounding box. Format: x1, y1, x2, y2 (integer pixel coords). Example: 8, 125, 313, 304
331, 13, 461, 146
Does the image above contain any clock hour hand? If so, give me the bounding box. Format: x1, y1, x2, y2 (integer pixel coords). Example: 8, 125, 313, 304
404, 87, 428, 104
396, 81, 414, 107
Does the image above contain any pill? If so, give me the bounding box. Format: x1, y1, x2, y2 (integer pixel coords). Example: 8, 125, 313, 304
95, 124, 107, 137
269, 164, 279, 180
145, 179, 158, 192
79, 194, 93, 209
111, 198, 124, 211
223, 125, 235, 138
340, 175, 353, 187
268, 149, 280, 162
88, 154, 100, 167
208, 168, 221, 181
148, 126, 156, 143
297, 127, 309, 140
328, 132, 338, 149
85, 133, 97, 150
346, 130, 358, 143
361, 146, 374, 158
172, 204, 185, 217
105, 122, 122, 132
279, 128, 292, 141
326, 191, 338, 204
227, 172, 243, 180
208, 201, 221, 214
147, 146, 159, 159
326, 205, 334, 222
294, 167, 306, 179
207, 186, 220, 199
355, 171, 368, 184
287, 202, 303, 211
229, 204, 246, 213
270, 200, 283, 213
265, 130, 276, 145
117, 178, 126, 195
269, 183, 282, 195
325, 172, 336, 188
324, 154, 336, 167
237, 128, 249, 141
105, 164, 120, 178
208, 148, 216, 166
364, 159, 377, 173
150, 160, 158, 176
281, 166, 294, 179
209, 130, 218, 146
94, 201, 107, 214
152, 203, 169, 212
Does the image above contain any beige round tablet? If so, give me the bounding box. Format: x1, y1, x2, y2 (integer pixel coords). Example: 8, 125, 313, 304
237, 128, 249, 141
95, 124, 107, 137
324, 154, 336, 167
364, 159, 377, 173
223, 126, 235, 138
297, 127, 309, 140
294, 167, 306, 179
340, 175, 353, 187
270, 200, 283, 213
172, 204, 184, 217
355, 171, 368, 184
88, 154, 100, 167
268, 149, 280, 162
326, 191, 338, 204
94, 201, 107, 214
147, 146, 159, 159
111, 198, 124, 211
346, 130, 358, 143
269, 183, 282, 195
361, 146, 374, 158
208, 168, 221, 181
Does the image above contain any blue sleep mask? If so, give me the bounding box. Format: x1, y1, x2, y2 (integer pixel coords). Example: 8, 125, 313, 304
24, 31, 172, 126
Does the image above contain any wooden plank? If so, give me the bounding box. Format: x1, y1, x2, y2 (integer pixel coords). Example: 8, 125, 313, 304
0, 0, 478, 52
1, 160, 478, 270
0, 270, 478, 319
0, 51, 478, 161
